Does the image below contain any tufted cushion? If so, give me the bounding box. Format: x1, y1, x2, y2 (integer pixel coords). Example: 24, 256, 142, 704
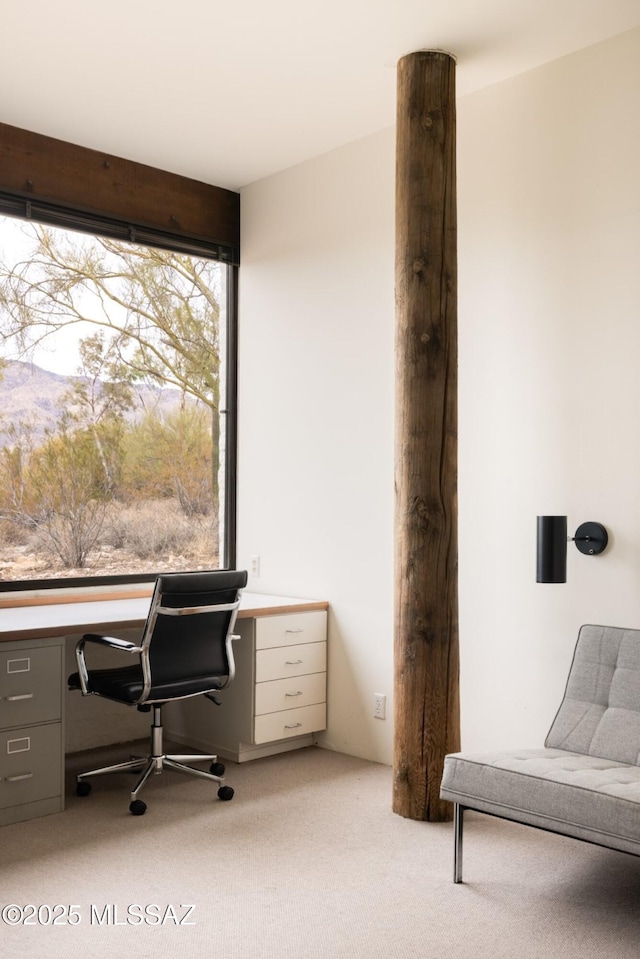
440, 747, 640, 854
545, 624, 640, 764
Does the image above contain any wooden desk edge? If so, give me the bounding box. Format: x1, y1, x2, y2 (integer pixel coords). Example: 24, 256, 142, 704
0, 589, 153, 609
0, 598, 329, 643
239, 599, 328, 618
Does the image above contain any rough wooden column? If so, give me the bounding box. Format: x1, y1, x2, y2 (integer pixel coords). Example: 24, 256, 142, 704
393, 51, 460, 822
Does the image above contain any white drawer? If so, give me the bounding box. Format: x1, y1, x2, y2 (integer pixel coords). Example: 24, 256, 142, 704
254, 703, 326, 745
255, 672, 326, 716
255, 610, 327, 650
256, 641, 326, 682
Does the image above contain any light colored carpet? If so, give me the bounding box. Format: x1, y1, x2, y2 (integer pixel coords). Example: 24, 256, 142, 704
1, 744, 639, 958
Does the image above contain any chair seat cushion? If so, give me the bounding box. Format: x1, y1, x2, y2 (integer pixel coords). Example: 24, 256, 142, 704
440, 747, 640, 856
68, 666, 224, 704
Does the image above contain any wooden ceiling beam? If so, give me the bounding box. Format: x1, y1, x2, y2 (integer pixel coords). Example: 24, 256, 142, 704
0, 123, 239, 254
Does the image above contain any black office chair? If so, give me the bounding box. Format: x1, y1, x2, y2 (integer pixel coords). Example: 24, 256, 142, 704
68, 569, 248, 815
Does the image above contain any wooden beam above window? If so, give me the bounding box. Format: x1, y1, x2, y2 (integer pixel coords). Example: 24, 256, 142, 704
0, 123, 240, 261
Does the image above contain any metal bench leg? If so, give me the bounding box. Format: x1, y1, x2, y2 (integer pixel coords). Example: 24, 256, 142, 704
454, 803, 464, 883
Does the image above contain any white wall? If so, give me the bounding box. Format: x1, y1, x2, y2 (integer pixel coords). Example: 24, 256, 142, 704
238, 131, 396, 763
457, 26, 640, 750
238, 26, 640, 765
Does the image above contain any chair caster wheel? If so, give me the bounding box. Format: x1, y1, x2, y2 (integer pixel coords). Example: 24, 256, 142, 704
210, 762, 225, 777
218, 786, 234, 801
129, 800, 147, 816
76, 781, 92, 797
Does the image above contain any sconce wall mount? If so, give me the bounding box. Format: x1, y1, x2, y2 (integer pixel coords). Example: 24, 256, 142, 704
573, 521, 608, 556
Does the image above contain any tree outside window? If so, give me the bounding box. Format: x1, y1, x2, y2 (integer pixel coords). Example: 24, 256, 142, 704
0, 216, 227, 582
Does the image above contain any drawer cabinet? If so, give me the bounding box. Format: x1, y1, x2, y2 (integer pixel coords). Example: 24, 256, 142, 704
167, 604, 328, 763
0, 638, 65, 826
253, 611, 327, 747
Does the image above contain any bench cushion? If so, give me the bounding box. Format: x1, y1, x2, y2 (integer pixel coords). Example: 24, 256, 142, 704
440, 747, 640, 855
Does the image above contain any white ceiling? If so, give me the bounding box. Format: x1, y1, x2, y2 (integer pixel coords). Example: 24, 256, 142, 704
1, 0, 639, 191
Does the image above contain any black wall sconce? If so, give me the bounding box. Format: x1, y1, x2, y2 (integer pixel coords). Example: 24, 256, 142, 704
536, 516, 609, 583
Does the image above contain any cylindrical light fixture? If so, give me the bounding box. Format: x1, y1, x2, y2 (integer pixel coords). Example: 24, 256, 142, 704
537, 515, 568, 583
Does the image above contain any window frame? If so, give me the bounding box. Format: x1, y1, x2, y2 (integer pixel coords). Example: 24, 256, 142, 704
0, 124, 239, 592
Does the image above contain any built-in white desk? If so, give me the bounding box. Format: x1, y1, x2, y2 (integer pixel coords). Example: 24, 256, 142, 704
0, 591, 328, 641
0, 591, 328, 825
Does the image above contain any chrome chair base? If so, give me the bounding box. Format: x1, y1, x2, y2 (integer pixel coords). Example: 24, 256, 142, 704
75, 704, 232, 814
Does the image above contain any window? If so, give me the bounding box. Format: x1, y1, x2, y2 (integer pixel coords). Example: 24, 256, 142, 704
0, 213, 237, 589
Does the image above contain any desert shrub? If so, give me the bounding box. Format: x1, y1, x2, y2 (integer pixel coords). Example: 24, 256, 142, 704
0, 518, 30, 546
0, 427, 110, 568
105, 500, 217, 563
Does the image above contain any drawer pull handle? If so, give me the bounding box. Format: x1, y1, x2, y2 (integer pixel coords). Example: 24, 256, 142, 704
285, 659, 304, 666
7, 772, 34, 783
285, 628, 304, 634
6, 693, 34, 702
285, 691, 303, 698
284, 722, 303, 729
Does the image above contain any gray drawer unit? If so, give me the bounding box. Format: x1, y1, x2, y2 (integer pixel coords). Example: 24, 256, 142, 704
0, 722, 62, 810
0, 637, 65, 826
0, 644, 62, 729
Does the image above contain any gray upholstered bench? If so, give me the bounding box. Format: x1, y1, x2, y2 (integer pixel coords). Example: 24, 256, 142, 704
440, 624, 640, 882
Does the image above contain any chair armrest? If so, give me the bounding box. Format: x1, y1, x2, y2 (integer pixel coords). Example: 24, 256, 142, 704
81, 633, 141, 653
75, 633, 143, 695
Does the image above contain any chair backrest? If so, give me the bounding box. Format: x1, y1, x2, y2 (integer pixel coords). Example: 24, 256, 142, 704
546, 624, 640, 765
139, 569, 248, 701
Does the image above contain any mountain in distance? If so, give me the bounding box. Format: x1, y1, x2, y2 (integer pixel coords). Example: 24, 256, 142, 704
0, 360, 190, 447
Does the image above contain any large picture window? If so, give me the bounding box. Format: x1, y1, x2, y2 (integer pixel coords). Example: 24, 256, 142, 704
0, 213, 235, 587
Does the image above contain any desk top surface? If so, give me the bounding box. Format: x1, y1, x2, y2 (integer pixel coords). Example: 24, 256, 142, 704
0, 592, 328, 643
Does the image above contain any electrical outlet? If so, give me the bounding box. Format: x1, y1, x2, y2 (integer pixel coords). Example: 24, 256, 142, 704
250, 555, 260, 576
374, 693, 386, 720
